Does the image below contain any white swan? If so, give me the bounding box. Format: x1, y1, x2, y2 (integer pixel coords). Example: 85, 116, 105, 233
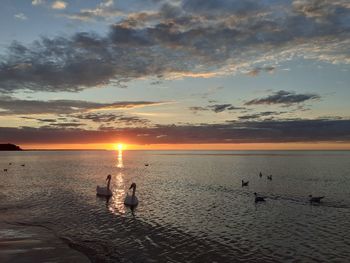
96, 174, 112, 197
124, 183, 138, 207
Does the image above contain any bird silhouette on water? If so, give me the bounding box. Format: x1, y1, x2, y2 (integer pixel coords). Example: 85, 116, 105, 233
309, 195, 325, 203
242, 180, 249, 187
254, 192, 266, 203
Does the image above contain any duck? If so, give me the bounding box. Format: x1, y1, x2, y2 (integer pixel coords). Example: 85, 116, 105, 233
254, 192, 266, 203
241, 180, 249, 187
124, 183, 138, 207
267, 175, 272, 180
9, 162, 12, 165
145, 163, 149, 167
309, 195, 325, 203
96, 174, 113, 197
21, 164, 25, 167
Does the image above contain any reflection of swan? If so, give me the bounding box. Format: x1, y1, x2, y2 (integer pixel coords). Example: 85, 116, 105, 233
124, 183, 138, 206
96, 174, 112, 197
254, 192, 266, 203
309, 195, 325, 203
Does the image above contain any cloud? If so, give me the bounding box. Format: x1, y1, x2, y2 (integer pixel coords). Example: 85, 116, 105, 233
208, 104, 245, 113
2, 118, 350, 144
48, 122, 85, 128
1, 0, 350, 92
32, 0, 44, 6
52, 1, 67, 10
62, 0, 122, 21
0, 96, 165, 115
245, 90, 321, 106
238, 111, 285, 120
74, 112, 150, 126
190, 104, 245, 113
189, 106, 209, 113
14, 13, 27, 20
246, 66, 275, 76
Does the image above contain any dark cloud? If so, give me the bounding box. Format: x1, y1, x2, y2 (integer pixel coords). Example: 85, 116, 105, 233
48, 122, 86, 128
245, 90, 321, 106
189, 106, 209, 113
2, 118, 350, 144
21, 117, 57, 123
190, 104, 245, 113
73, 113, 150, 126
0, 96, 164, 115
0, 0, 349, 92
246, 66, 275, 76
182, 0, 262, 15
238, 111, 285, 120
208, 104, 245, 113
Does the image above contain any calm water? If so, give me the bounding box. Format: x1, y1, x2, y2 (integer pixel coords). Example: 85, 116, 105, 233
1, 150, 350, 262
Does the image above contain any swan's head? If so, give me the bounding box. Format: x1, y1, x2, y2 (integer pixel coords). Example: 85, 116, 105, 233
129, 182, 136, 189
106, 174, 112, 180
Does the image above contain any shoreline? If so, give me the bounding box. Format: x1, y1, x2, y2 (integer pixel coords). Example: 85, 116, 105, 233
0, 222, 90, 263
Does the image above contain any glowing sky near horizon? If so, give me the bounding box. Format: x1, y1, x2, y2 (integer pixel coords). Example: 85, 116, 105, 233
0, 0, 350, 149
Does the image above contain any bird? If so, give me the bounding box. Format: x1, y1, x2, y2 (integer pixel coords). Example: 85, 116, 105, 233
267, 175, 272, 180
21, 164, 25, 167
241, 180, 249, 187
309, 195, 325, 203
124, 183, 139, 207
254, 192, 266, 203
96, 174, 113, 197
8, 162, 12, 165
3, 169, 7, 172
259, 172, 262, 178
145, 163, 149, 166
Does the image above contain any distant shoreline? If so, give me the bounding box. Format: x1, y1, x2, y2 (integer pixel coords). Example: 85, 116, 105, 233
0, 144, 22, 151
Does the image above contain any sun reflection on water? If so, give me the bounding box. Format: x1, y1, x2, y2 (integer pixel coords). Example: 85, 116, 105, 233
108, 171, 127, 215
116, 148, 123, 168
108, 148, 127, 214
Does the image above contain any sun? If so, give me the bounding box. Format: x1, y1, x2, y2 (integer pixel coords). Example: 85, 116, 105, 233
114, 143, 124, 151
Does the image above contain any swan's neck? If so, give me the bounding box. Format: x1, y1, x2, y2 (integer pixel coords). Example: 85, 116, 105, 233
107, 178, 111, 190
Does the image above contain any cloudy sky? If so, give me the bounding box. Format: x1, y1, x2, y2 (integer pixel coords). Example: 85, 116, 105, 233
0, 0, 350, 149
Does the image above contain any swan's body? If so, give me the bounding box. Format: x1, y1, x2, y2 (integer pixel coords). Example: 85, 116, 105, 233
124, 183, 138, 206
254, 192, 265, 203
124, 194, 139, 206
309, 195, 325, 203
242, 180, 249, 187
96, 175, 112, 197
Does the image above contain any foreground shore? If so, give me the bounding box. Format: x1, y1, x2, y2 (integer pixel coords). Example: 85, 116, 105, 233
0, 222, 90, 263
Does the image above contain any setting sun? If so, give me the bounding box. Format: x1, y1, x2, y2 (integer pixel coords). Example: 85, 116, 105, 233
115, 143, 124, 151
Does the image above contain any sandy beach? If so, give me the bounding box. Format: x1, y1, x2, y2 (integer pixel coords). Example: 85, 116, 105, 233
0, 222, 90, 263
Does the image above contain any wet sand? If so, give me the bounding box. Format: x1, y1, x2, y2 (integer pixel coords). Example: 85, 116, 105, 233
0, 223, 90, 263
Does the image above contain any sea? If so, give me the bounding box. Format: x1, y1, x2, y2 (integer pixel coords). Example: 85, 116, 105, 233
1, 150, 350, 262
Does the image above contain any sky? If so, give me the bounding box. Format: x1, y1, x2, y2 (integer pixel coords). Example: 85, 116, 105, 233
0, 0, 350, 150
